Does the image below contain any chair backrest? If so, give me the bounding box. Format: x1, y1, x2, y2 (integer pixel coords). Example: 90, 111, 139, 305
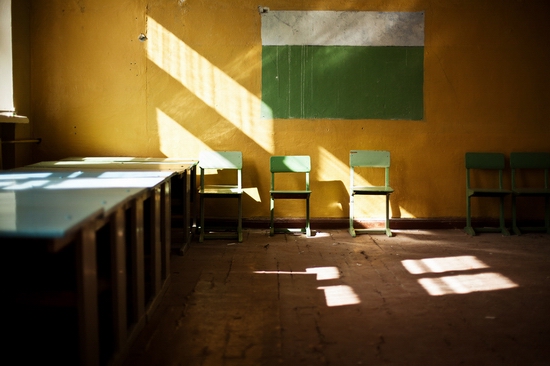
465, 152, 505, 189
510, 152, 550, 170
350, 150, 391, 188
199, 151, 242, 188
270, 155, 310, 190
465, 152, 505, 170
510, 152, 550, 189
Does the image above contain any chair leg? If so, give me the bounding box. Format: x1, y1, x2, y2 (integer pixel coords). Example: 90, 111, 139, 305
349, 193, 356, 237
305, 197, 311, 237
499, 196, 510, 236
238, 195, 243, 242
545, 196, 550, 234
199, 195, 205, 242
464, 196, 476, 236
385, 194, 393, 237
512, 195, 521, 235
269, 196, 275, 236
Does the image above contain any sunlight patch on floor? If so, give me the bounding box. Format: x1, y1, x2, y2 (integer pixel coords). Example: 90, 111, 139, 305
402, 256, 518, 296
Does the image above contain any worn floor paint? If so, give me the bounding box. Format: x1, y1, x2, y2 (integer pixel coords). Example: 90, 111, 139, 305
124, 229, 550, 365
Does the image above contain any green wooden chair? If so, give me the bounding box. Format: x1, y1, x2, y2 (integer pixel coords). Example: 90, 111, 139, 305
465, 152, 511, 236
198, 151, 243, 242
510, 152, 550, 235
270, 155, 312, 237
349, 150, 394, 237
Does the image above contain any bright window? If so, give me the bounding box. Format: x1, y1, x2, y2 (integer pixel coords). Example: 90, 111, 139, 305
0, 0, 14, 113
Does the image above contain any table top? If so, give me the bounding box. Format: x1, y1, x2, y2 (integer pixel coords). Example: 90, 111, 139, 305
0, 170, 171, 240
62, 156, 198, 164
23, 160, 197, 172
1, 157, 197, 241
4, 170, 176, 180
0, 172, 170, 190
0, 187, 145, 239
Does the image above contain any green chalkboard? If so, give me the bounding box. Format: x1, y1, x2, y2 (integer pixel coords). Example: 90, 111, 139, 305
261, 45, 424, 120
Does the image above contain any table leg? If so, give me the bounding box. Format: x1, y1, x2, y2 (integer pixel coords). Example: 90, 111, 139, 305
76, 225, 99, 366
110, 208, 128, 355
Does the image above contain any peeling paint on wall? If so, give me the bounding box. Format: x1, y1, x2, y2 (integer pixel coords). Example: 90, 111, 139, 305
261, 11, 424, 120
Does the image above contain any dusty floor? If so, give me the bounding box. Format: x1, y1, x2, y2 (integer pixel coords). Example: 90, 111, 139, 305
122, 229, 550, 366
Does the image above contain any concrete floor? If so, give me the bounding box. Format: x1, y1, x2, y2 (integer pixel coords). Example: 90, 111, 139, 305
123, 229, 550, 366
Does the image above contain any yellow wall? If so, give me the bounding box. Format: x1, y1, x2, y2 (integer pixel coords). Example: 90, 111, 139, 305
29, 0, 550, 221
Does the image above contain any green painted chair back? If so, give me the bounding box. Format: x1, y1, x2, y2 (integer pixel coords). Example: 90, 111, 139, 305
465, 152, 506, 170
350, 150, 391, 189
510, 152, 550, 188
270, 155, 310, 191
464, 152, 510, 236
465, 152, 506, 190
510, 152, 550, 235
199, 150, 242, 191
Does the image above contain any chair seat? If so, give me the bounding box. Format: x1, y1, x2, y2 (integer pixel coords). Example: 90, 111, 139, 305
353, 186, 393, 194
270, 190, 311, 199
467, 188, 511, 197
200, 185, 242, 195
512, 188, 550, 196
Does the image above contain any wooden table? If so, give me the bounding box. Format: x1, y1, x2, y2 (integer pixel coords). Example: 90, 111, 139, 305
25, 158, 198, 255
0, 170, 172, 366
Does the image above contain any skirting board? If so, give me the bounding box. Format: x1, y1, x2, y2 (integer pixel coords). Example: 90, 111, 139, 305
201, 217, 542, 231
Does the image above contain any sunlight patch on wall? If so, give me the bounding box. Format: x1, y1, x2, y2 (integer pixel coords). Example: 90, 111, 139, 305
402, 256, 518, 296
157, 108, 209, 157
317, 147, 353, 214
147, 17, 274, 153
318, 147, 350, 183
242, 187, 261, 202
